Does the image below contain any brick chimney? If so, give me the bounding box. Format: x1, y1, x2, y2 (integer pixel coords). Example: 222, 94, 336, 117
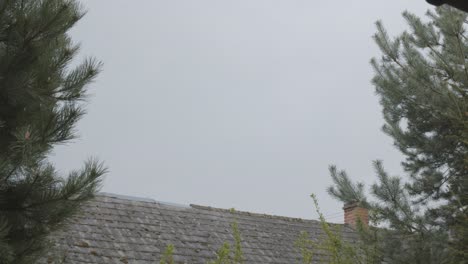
343, 202, 368, 228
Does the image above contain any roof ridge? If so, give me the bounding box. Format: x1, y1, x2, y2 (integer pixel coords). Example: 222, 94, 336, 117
98, 192, 157, 203
97, 192, 342, 225
97, 192, 191, 208
190, 204, 321, 224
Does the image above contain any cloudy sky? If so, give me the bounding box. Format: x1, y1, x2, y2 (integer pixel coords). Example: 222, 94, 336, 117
53, 0, 430, 222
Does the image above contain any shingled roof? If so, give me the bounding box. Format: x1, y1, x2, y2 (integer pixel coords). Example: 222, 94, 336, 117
43, 193, 359, 264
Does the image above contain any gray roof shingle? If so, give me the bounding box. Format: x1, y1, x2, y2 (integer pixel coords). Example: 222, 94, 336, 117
44, 193, 358, 264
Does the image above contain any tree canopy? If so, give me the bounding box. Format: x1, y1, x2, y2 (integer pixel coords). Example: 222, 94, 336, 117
328, 6, 468, 264
0, 1, 105, 263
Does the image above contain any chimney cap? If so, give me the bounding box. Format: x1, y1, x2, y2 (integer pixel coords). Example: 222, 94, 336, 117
343, 201, 362, 210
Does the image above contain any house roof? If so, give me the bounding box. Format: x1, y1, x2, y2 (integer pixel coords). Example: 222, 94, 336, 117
44, 193, 358, 264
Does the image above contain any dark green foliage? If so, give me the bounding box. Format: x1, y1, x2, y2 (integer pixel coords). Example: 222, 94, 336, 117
327, 166, 367, 207
372, 7, 467, 212
329, 6, 468, 264
330, 162, 450, 264
0, 0, 105, 263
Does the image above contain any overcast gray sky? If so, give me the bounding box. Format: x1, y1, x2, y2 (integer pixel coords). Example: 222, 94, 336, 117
52, 0, 430, 222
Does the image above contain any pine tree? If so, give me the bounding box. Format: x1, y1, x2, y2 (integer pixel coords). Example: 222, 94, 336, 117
0, 1, 106, 263
328, 6, 467, 264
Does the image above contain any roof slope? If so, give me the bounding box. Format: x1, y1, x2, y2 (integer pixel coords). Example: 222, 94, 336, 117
44, 193, 358, 264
